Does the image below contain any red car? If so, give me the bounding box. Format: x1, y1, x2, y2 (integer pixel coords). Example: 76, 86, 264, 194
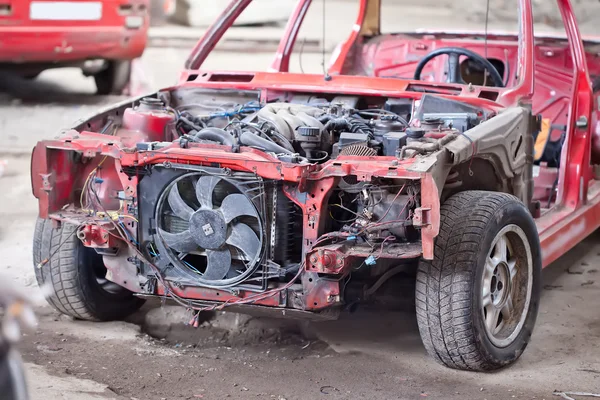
31, 0, 600, 371
0, 0, 149, 94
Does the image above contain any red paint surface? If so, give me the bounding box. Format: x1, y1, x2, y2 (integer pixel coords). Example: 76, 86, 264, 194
0, 0, 148, 63
122, 105, 175, 143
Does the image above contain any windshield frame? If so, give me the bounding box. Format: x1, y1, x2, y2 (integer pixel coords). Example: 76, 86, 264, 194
185, 0, 535, 107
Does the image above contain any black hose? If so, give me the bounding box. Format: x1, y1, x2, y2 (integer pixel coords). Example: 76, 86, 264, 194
179, 113, 205, 131
349, 117, 372, 135
251, 120, 295, 152
324, 117, 373, 136
191, 127, 236, 146
240, 131, 293, 154
318, 114, 335, 124
324, 118, 351, 133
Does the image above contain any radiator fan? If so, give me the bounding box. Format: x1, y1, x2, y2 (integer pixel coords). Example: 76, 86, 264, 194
155, 173, 263, 287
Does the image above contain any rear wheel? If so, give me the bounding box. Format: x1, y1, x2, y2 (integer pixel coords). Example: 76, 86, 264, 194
33, 218, 144, 321
93, 60, 131, 95
415, 191, 541, 371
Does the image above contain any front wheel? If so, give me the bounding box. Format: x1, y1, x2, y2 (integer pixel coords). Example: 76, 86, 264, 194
416, 191, 541, 371
33, 218, 144, 321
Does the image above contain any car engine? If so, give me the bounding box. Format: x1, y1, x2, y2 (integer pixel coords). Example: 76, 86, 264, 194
111, 93, 483, 293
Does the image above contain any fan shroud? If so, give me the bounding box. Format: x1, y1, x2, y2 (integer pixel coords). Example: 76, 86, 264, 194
153, 172, 265, 288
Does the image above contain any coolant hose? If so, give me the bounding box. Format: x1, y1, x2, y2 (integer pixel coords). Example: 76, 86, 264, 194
324, 118, 351, 133
399, 134, 457, 159
192, 127, 236, 146
240, 131, 293, 154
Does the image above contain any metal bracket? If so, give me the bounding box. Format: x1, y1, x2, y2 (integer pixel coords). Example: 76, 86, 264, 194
576, 115, 589, 130
413, 207, 432, 227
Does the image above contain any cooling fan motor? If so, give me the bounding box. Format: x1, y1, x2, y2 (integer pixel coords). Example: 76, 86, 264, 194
154, 172, 264, 288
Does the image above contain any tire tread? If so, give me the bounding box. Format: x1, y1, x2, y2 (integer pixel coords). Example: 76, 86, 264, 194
33, 218, 143, 321
416, 191, 525, 371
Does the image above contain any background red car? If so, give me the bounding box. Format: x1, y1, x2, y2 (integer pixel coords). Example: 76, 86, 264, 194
0, 0, 149, 94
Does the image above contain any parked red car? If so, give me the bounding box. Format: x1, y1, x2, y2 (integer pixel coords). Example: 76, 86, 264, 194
0, 0, 149, 94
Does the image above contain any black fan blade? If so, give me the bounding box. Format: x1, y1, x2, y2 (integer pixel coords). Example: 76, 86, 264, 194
159, 229, 198, 253
203, 249, 232, 280
219, 193, 258, 223
168, 183, 194, 221
226, 222, 260, 261
195, 175, 221, 209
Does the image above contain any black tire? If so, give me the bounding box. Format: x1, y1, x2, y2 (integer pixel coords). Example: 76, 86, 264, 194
415, 191, 541, 371
33, 218, 144, 321
93, 60, 131, 95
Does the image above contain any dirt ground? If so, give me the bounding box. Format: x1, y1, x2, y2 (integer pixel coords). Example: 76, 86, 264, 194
8, 225, 600, 400
1, 6, 600, 398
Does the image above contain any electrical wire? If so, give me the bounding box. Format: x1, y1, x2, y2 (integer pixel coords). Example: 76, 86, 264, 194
329, 211, 358, 224
183, 260, 204, 276
330, 203, 362, 218
373, 183, 406, 222
80, 159, 138, 226
119, 214, 139, 223
75, 150, 405, 314
354, 110, 409, 126
376, 236, 396, 260
86, 177, 310, 314
208, 262, 305, 311
35, 228, 79, 269
87, 185, 183, 303
298, 37, 307, 74
80, 156, 107, 209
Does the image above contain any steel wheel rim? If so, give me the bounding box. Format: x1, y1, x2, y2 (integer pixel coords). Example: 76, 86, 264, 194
481, 224, 532, 348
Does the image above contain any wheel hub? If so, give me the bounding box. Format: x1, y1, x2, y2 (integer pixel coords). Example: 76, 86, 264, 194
189, 210, 227, 249
490, 262, 510, 306
481, 225, 533, 348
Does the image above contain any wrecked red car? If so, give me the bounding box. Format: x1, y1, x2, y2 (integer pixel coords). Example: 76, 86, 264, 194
31, 0, 600, 371
0, 0, 149, 94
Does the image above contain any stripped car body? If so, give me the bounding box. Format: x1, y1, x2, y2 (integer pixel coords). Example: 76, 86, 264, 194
31, 0, 600, 370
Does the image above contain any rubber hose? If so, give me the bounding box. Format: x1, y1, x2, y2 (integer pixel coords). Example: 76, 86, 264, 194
349, 117, 373, 135
324, 118, 351, 133
240, 131, 293, 154
318, 114, 335, 124
192, 127, 236, 146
